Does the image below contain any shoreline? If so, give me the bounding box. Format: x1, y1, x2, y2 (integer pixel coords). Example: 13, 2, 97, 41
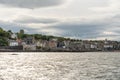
0, 49, 120, 52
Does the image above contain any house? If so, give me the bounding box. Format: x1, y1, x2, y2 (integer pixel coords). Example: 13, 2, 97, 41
84, 43, 91, 50
23, 44, 36, 51
104, 45, 113, 48
9, 40, 19, 46
36, 40, 49, 48
23, 37, 36, 51
64, 40, 70, 48
16, 39, 23, 45
6, 39, 23, 51
68, 41, 83, 51
24, 37, 35, 45
36, 40, 42, 47
103, 39, 114, 50
91, 44, 97, 49
49, 40, 57, 49
11, 33, 17, 39
96, 42, 104, 51
57, 41, 65, 48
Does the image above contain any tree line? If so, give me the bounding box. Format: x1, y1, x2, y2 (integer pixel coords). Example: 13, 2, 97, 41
0, 27, 72, 46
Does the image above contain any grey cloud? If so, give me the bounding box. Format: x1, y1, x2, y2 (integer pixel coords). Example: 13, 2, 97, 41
112, 14, 120, 21
14, 16, 59, 24
43, 16, 120, 39
48, 22, 106, 39
0, 21, 28, 32
1, 14, 120, 40
0, 20, 105, 39
0, 0, 64, 9
0, 21, 41, 34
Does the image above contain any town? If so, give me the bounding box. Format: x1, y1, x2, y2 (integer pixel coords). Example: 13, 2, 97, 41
0, 27, 120, 52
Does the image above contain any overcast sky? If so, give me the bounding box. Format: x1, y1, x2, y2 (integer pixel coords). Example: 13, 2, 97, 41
0, 0, 120, 40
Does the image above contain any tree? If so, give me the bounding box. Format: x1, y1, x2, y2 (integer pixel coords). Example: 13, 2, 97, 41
0, 27, 10, 38
58, 37, 65, 42
0, 38, 8, 46
7, 30, 13, 34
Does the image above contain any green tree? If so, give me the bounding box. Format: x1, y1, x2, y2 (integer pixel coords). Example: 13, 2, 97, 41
7, 30, 13, 34
0, 38, 8, 46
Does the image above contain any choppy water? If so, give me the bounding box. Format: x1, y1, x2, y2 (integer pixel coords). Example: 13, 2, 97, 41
0, 52, 120, 80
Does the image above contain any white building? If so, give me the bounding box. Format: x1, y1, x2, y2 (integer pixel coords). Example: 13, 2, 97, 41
104, 45, 113, 48
23, 44, 36, 51
11, 33, 17, 39
36, 40, 48, 48
9, 40, 19, 46
64, 41, 70, 48
104, 39, 113, 49
91, 44, 97, 49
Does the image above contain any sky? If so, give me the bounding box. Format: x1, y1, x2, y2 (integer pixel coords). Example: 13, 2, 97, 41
0, 0, 120, 40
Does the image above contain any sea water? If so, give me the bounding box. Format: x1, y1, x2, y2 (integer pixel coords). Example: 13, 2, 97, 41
0, 52, 120, 80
